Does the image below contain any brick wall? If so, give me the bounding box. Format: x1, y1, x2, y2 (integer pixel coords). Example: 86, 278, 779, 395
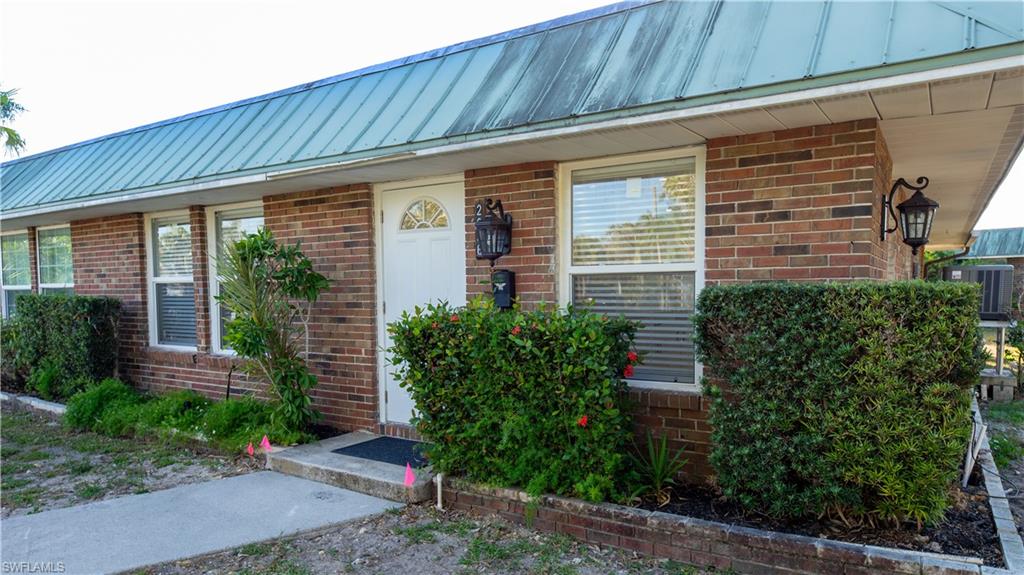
70, 186, 379, 432
444, 481, 991, 575
464, 162, 557, 307
70, 214, 149, 381
705, 119, 911, 283
263, 184, 377, 431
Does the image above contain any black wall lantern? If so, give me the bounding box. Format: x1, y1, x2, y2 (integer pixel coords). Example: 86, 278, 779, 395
881, 176, 939, 278
474, 198, 515, 308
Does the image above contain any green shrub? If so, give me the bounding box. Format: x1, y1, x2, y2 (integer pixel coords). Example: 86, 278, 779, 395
64, 381, 303, 450
26, 358, 61, 400
65, 378, 141, 431
1, 317, 29, 391
388, 298, 638, 502
133, 390, 210, 435
16, 294, 120, 399
695, 281, 982, 527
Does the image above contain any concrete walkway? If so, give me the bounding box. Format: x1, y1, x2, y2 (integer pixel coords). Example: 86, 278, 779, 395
1, 471, 401, 575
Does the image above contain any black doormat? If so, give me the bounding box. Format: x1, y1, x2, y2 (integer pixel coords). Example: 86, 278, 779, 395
332, 437, 427, 468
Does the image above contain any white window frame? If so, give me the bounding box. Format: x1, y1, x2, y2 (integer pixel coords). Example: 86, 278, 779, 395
557, 146, 706, 392
145, 210, 196, 351
36, 224, 74, 294
0, 229, 33, 318
206, 201, 264, 355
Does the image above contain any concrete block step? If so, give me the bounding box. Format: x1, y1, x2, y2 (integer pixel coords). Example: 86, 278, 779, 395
268, 431, 434, 503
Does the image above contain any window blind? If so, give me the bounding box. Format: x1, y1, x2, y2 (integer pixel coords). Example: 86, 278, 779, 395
572, 272, 695, 384
156, 283, 197, 346
571, 157, 696, 266
154, 219, 192, 276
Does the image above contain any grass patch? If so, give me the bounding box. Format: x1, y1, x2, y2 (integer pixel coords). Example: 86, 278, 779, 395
987, 401, 1024, 425
990, 431, 1024, 469
1, 477, 32, 490
4, 487, 44, 507
239, 542, 274, 556
66, 460, 94, 475
18, 450, 53, 461
74, 482, 105, 499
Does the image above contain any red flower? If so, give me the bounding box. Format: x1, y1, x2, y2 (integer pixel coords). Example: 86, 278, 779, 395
577, 415, 588, 427
431, 322, 439, 329
511, 325, 522, 335
626, 351, 638, 363
450, 314, 459, 323
623, 364, 635, 378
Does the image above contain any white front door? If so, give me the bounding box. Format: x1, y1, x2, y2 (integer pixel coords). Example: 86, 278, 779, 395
379, 180, 466, 424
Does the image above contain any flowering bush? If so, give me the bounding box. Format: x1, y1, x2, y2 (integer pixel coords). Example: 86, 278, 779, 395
388, 298, 638, 501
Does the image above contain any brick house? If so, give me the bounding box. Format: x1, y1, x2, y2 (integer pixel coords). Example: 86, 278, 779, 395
2, 1, 1022, 479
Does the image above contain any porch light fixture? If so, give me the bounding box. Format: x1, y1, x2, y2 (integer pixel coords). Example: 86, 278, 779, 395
881, 176, 939, 256
474, 198, 516, 308
474, 198, 512, 265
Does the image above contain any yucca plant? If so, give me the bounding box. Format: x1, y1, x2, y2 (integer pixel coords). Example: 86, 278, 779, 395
630, 431, 688, 507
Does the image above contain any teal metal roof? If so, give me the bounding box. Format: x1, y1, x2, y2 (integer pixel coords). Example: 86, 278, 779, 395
969, 227, 1024, 258
2, 0, 1023, 214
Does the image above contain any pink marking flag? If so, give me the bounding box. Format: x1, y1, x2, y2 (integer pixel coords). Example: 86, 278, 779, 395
260, 435, 272, 452
246, 442, 255, 457
404, 463, 416, 487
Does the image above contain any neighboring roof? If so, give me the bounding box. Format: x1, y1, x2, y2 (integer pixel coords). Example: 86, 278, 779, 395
2, 0, 1023, 214
968, 227, 1024, 258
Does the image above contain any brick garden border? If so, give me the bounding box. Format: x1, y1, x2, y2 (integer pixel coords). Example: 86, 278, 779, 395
443, 471, 1017, 575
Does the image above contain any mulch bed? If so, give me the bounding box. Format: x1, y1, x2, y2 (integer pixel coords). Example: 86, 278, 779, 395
640, 465, 1003, 567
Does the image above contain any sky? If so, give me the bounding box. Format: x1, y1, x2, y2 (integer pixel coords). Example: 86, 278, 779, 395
1, 0, 1020, 230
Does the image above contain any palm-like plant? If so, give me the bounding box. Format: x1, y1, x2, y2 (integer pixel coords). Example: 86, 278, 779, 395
1, 87, 26, 156
216, 227, 329, 430
630, 431, 688, 507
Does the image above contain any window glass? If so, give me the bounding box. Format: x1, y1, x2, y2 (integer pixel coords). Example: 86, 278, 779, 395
150, 215, 196, 346
156, 283, 197, 346
214, 209, 263, 350
1, 233, 30, 286
572, 272, 695, 385
38, 227, 73, 286
1, 233, 31, 318
571, 158, 696, 266
400, 198, 449, 230
568, 156, 699, 385
154, 219, 192, 276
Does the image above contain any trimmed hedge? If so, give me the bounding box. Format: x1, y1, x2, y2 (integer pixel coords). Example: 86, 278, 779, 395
388, 298, 638, 502
15, 294, 120, 399
695, 281, 982, 526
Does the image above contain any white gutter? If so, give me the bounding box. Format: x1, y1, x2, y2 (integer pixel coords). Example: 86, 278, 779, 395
3, 53, 1022, 223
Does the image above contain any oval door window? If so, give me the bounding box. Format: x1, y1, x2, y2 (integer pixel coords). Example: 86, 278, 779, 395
399, 198, 449, 230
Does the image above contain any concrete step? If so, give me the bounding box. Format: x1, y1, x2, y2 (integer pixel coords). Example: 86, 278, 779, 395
268, 431, 434, 503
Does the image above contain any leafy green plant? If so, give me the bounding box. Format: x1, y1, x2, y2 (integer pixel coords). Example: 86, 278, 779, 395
990, 432, 1024, 469
1007, 320, 1023, 388
26, 358, 61, 400
65, 378, 141, 431
0, 317, 29, 391
216, 227, 328, 432
388, 297, 638, 502
628, 431, 688, 506
695, 281, 981, 527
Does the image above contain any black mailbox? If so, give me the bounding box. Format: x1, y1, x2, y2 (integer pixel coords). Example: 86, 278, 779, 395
491, 269, 515, 309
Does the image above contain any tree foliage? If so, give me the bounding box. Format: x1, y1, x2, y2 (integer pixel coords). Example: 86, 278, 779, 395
1, 87, 26, 156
